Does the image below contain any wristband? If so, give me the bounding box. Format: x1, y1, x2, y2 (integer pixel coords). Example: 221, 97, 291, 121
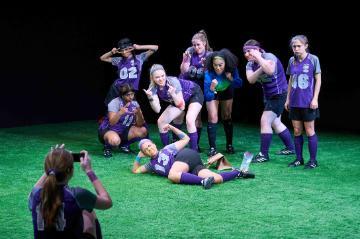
178, 133, 185, 139
135, 155, 141, 163
148, 98, 154, 102
86, 171, 98, 182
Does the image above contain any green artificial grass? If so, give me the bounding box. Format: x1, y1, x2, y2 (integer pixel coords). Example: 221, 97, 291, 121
0, 121, 359, 238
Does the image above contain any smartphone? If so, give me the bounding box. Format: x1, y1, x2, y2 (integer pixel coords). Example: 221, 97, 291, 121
72, 152, 85, 162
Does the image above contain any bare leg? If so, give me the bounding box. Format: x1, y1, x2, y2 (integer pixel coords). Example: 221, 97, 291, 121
167, 161, 190, 183
103, 130, 121, 147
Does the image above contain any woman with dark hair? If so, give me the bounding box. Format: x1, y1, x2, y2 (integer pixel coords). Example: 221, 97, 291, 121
28, 145, 112, 238
100, 37, 158, 105
204, 48, 243, 156
98, 84, 148, 158
243, 39, 295, 163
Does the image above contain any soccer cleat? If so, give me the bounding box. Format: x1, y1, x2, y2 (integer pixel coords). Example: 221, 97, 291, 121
237, 170, 255, 179
119, 145, 130, 153
103, 148, 112, 158
304, 160, 318, 169
276, 148, 295, 155
252, 152, 269, 163
207, 147, 218, 157
226, 144, 235, 154
202, 176, 215, 189
119, 145, 136, 154
288, 159, 304, 167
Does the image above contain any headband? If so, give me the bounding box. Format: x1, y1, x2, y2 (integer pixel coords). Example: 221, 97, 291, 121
213, 56, 225, 61
138, 139, 152, 150
150, 64, 165, 76
243, 45, 265, 53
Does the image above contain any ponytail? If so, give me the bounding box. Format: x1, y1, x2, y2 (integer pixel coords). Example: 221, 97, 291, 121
41, 174, 62, 228
41, 148, 73, 228
192, 30, 213, 52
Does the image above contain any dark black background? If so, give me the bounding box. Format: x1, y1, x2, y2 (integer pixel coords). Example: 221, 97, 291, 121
1, 6, 358, 132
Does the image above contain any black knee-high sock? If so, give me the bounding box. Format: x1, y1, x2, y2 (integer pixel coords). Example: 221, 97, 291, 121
207, 122, 217, 149
197, 127, 202, 145
104, 140, 112, 150
223, 119, 233, 146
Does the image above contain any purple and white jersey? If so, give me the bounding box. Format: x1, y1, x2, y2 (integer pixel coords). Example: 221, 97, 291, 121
145, 143, 179, 177
246, 52, 288, 99
99, 97, 140, 133
28, 186, 96, 239
179, 47, 212, 82
286, 53, 321, 108
151, 77, 196, 104
112, 52, 148, 90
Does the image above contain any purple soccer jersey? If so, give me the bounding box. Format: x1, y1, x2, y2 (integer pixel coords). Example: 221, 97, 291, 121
111, 52, 148, 90
151, 77, 196, 103
179, 47, 212, 82
28, 186, 96, 238
99, 98, 140, 134
246, 52, 288, 99
286, 53, 321, 108
145, 143, 179, 177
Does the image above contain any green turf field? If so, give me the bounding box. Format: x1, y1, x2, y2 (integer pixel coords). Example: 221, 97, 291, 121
0, 121, 359, 238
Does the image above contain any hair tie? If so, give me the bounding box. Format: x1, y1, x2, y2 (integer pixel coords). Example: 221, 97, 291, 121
243, 46, 265, 53
47, 168, 56, 176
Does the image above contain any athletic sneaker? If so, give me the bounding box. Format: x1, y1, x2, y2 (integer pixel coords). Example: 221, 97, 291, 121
288, 159, 304, 167
103, 148, 112, 158
202, 176, 215, 189
208, 147, 218, 157
226, 144, 235, 154
304, 160, 318, 169
252, 152, 269, 163
276, 148, 295, 155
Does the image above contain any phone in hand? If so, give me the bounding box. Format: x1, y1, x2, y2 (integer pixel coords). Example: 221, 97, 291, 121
72, 152, 85, 162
